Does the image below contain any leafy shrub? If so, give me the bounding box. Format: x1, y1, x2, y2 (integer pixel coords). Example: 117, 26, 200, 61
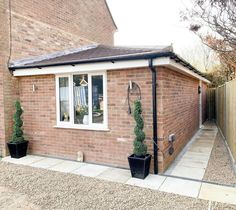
11, 101, 24, 143
133, 100, 147, 156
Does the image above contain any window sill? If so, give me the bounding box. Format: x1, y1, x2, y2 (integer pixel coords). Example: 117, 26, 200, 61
54, 124, 110, 131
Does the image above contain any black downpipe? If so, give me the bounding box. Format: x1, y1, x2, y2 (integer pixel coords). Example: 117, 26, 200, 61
148, 59, 158, 174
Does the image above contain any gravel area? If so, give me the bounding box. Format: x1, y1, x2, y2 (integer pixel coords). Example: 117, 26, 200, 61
0, 162, 235, 209
203, 132, 236, 186
0, 186, 40, 210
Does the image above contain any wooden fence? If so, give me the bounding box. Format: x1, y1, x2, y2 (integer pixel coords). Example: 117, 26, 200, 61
214, 79, 236, 161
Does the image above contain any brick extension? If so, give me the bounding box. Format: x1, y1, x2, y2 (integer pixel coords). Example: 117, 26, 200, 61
18, 67, 207, 173
0, 0, 116, 157
0, 0, 207, 172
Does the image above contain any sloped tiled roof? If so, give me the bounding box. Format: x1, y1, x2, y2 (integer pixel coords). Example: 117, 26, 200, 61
10, 44, 173, 69
9, 44, 206, 79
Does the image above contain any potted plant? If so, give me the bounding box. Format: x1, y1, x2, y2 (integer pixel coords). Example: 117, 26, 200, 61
128, 100, 151, 179
76, 105, 88, 124
7, 101, 28, 158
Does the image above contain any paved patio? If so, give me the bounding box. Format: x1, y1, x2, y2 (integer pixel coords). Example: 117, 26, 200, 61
2, 121, 236, 206
2, 154, 236, 205
165, 121, 218, 180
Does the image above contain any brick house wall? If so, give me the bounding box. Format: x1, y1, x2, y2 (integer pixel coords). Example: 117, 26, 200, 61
157, 68, 201, 171
0, 0, 19, 156
202, 82, 208, 123
18, 66, 207, 172
18, 68, 153, 168
0, 0, 116, 156
10, 0, 116, 60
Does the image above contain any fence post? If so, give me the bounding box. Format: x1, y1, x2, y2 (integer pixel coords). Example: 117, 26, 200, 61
224, 84, 227, 140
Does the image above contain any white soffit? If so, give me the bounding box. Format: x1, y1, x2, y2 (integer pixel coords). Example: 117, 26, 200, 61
13, 57, 210, 83
13, 59, 149, 76
164, 59, 210, 84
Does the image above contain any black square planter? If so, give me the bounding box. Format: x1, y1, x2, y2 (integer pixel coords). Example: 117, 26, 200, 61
7, 141, 28, 159
128, 154, 151, 179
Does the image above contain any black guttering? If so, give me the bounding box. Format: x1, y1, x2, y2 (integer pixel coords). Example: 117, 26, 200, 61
148, 59, 158, 174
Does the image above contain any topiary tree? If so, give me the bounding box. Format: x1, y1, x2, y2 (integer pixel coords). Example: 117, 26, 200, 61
11, 101, 24, 143
133, 100, 147, 157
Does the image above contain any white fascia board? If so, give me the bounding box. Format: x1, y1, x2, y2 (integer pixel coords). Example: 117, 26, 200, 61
153, 57, 170, 66
13, 57, 210, 83
13, 59, 149, 76
153, 57, 211, 84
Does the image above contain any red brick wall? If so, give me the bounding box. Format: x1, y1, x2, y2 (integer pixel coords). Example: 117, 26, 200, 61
19, 68, 153, 168
202, 82, 208, 123
0, 0, 116, 156
0, 1, 7, 156
12, 0, 115, 51
0, 0, 19, 156
11, 0, 116, 60
18, 67, 206, 172
157, 67, 200, 171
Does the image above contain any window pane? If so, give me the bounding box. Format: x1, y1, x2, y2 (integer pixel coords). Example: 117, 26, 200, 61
92, 75, 103, 124
59, 77, 69, 122
73, 74, 89, 124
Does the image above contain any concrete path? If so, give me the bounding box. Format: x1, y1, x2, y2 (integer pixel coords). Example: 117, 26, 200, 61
165, 121, 218, 180
2, 153, 236, 205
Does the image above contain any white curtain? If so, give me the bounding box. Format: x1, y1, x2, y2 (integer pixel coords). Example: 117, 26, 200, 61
59, 87, 69, 101
73, 86, 87, 107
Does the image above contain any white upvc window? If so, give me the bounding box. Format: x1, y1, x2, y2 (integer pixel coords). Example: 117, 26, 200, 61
55, 71, 108, 130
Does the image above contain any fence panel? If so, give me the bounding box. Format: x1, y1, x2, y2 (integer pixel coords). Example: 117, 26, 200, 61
225, 81, 236, 160
215, 80, 236, 160
216, 85, 226, 136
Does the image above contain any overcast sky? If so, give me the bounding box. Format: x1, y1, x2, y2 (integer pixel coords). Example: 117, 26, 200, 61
106, 0, 201, 55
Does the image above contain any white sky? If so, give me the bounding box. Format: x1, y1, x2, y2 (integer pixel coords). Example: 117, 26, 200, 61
106, 0, 201, 56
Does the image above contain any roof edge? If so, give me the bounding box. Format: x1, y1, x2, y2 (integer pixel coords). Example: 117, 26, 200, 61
9, 51, 209, 82
9, 51, 173, 70
9, 45, 99, 68
104, 0, 118, 30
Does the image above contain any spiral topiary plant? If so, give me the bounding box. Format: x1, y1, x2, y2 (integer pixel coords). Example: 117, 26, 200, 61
133, 100, 147, 157
11, 101, 24, 143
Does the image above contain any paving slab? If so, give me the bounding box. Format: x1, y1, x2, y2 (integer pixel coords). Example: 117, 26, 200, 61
165, 123, 217, 181
126, 174, 166, 190
159, 177, 202, 198
2, 154, 236, 206
98, 168, 131, 183
170, 165, 205, 179
199, 183, 236, 205
49, 160, 85, 173
2, 155, 45, 165
72, 164, 110, 177
191, 142, 214, 147
182, 152, 210, 160
188, 146, 213, 153
30, 157, 64, 169
182, 154, 210, 162
177, 158, 208, 169
1, 156, 25, 164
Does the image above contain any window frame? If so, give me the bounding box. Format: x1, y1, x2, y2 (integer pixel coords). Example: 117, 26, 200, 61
55, 71, 108, 130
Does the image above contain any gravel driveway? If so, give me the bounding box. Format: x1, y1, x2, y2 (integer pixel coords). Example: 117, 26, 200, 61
203, 132, 236, 186
0, 162, 235, 209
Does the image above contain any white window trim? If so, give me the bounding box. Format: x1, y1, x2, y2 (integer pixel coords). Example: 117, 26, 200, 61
55, 71, 108, 131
